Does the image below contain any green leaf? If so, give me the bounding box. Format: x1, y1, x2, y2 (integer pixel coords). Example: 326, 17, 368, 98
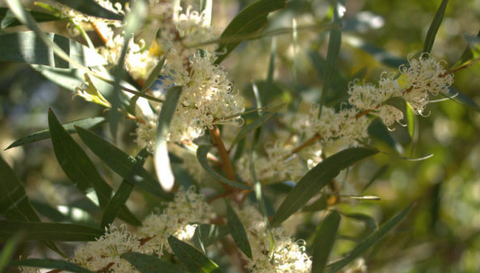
75, 126, 172, 200
154, 86, 182, 192
0, 155, 41, 222
271, 147, 378, 227
9, 259, 92, 273
231, 103, 285, 145
121, 252, 182, 273
0, 31, 105, 68
423, 0, 448, 54
5, 116, 105, 150
319, 0, 343, 108
101, 149, 149, 228
214, 0, 286, 64
141, 53, 167, 92
52, 0, 123, 21
441, 87, 480, 111
196, 145, 252, 190
312, 211, 341, 273
192, 224, 229, 253
49, 109, 109, 196
48, 110, 140, 226
0, 220, 104, 241
0, 232, 24, 272
226, 203, 252, 259
168, 236, 224, 273
342, 213, 377, 233
108, 0, 147, 137
0, 155, 63, 255
452, 31, 480, 70
32, 66, 131, 108
301, 195, 329, 212
362, 164, 389, 193
326, 204, 413, 273
0, 8, 60, 28
367, 118, 403, 154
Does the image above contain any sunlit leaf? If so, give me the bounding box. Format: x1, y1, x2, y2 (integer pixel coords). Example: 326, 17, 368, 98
196, 145, 252, 190
0, 8, 60, 28
271, 147, 378, 227
154, 86, 182, 192
326, 204, 413, 272
168, 236, 224, 273
312, 210, 341, 273
0, 31, 105, 68
0, 220, 104, 241
9, 258, 92, 273
214, 0, 286, 64
122, 253, 182, 273
75, 126, 172, 200
192, 224, 229, 253
52, 0, 123, 21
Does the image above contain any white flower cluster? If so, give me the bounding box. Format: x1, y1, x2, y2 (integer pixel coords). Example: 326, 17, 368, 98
236, 204, 312, 273
134, 3, 244, 144
139, 186, 214, 254
63, 187, 212, 272
71, 225, 142, 273
237, 54, 453, 184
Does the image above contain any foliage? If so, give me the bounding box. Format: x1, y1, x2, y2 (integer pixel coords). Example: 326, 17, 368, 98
0, 0, 479, 272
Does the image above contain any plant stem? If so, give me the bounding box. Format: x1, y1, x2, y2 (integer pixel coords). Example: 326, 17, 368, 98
209, 125, 236, 181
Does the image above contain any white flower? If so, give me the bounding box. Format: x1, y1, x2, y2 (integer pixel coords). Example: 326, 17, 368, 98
71, 225, 142, 273
139, 187, 214, 255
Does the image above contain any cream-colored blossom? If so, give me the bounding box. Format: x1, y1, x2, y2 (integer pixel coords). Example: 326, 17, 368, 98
139, 187, 214, 255
236, 204, 312, 273
71, 225, 142, 273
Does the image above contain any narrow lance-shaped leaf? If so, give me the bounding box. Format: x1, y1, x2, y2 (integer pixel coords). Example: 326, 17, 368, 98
101, 149, 150, 228
9, 259, 92, 273
0, 154, 63, 255
121, 252, 182, 273
75, 126, 172, 200
0, 8, 61, 28
154, 86, 182, 192
6, 117, 105, 150
52, 0, 123, 21
318, 0, 343, 112
0, 232, 24, 272
271, 147, 378, 227
168, 236, 224, 273
423, 0, 448, 54
326, 204, 413, 273
226, 202, 253, 259
214, 0, 286, 64
0, 31, 106, 68
0, 155, 42, 222
0, 220, 104, 242
109, 0, 147, 137
192, 224, 229, 253
48, 110, 141, 226
312, 211, 341, 273
196, 145, 252, 190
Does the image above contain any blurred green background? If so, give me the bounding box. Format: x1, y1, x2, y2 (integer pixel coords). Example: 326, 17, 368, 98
1, 0, 480, 272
